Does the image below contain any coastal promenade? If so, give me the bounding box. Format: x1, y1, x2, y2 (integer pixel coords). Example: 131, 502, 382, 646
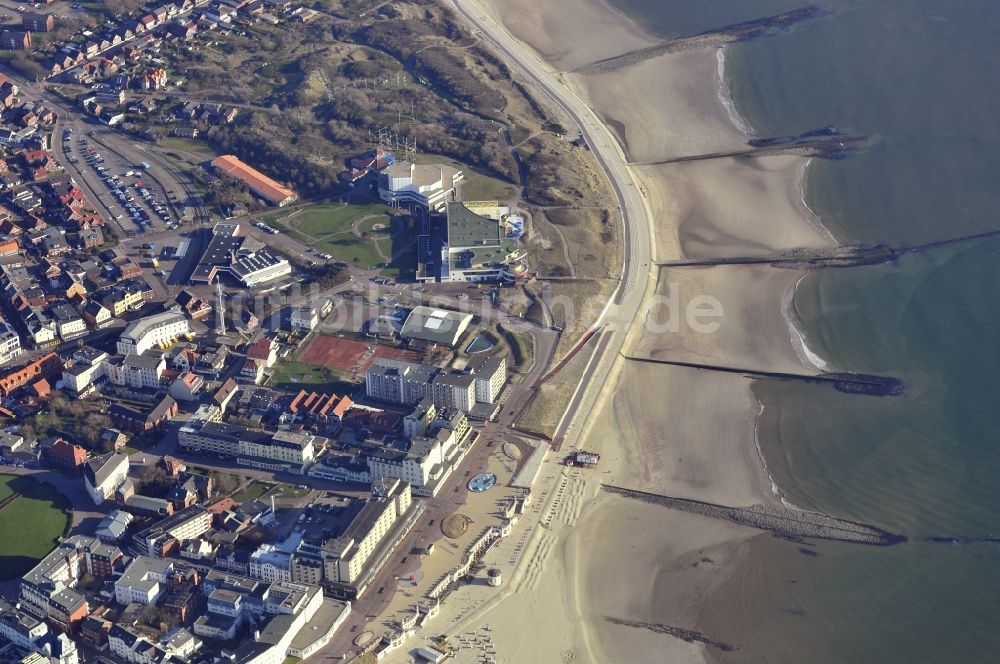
449, 0, 655, 452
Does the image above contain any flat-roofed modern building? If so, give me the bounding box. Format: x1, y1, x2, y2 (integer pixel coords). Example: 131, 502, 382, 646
322, 478, 412, 586
399, 306, 472, 347
132, 505, 212, 557
466, 353, 506, 404
107, 352, 167, 389
366, 357, 498, 414
377, 161, 463, 211
190, 223, 291, 287
419, 202, 525, 283
114, 556, 174, 605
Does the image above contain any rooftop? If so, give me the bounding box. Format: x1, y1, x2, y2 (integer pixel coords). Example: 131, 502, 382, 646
446, 201, 502, 248
120, 311, 187, 344
211, 155, 296, 205
400, 306, 473, 347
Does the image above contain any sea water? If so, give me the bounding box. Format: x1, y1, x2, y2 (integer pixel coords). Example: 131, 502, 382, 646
604, 0, 1000, 661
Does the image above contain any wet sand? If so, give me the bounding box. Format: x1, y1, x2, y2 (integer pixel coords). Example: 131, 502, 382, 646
440, 0, 839, 662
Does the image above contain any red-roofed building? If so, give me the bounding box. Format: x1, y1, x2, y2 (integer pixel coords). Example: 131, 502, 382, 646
0, 238, 19, 256
48, 438, 86, 468
245, 337, 277, 368
287, 389, 353, 424
31, 378, 51, 399
0, 352, 63, 397
237, 358, 264, 385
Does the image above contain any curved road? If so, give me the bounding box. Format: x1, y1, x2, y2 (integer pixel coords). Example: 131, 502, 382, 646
450, 0, 655, 448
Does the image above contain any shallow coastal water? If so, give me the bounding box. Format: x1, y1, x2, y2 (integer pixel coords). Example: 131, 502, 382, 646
603, 0, 1000, 661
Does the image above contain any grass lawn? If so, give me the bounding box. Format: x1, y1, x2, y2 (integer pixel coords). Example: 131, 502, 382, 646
269, 361, 353, 392
313, 234, 384, 269
259, 209, 290, 225
231, 480, 275, 503
0, 475, 72, 582
271, 484, 311, 499
357, 215, 392, 236
158, 137, 217, 155
460, 170, 519, 201
293, 203, 393, 239
264, 202, 416, 272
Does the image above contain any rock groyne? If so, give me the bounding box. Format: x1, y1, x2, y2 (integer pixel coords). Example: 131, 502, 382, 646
603, 485, 907, 546
634, 134, 871, 165
572, 5, 828, 75
621, 355, 905, 397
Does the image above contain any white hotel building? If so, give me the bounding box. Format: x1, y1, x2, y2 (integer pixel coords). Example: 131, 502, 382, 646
117, 311, 190, 356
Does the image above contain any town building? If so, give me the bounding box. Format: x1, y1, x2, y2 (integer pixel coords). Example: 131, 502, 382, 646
95, 510, 134, 543
246, 337, 278, 368
289, 298, 332, 331
418, 202, 526, 283
466, 353, 506, 405
107, 353, 167, 389
0, 352, 62, 397
322, 478, 412, 592
116, 311, 190, 355
21, 13, 54, 33
20, 535, 121, 626
82, 300, 112, 328
312, 408, 472, 496
47, 438, 86, 469
114, 556, 174, 605
0, 320, 22, 364
286, 389, 353, 425
210, 155, 297, 207
189, 223, 291, 287
110, 394, 178, 433
132, 505, 213, 557
107, 624, 169, 664
0, 599, 79, 664
84, 452, 129, 504
51, 303, 86, 340
178, 419, 317, 474
61, 346, 108, 396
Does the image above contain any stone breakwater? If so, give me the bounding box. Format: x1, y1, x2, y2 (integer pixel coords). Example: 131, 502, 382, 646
603, 485, 907, 546
633, 135, 872, 165
604, 617, 737, 652
571, 5, 827, 75
620, 355, 905, 397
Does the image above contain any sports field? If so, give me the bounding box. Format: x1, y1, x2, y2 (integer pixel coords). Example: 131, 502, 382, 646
299, 334, 422, 374
0, 474, 72, 581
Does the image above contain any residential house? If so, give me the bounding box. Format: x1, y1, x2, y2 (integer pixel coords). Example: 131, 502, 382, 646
0, 31, 32, 51
21, 14, 54, 33
82, 300, 112, 328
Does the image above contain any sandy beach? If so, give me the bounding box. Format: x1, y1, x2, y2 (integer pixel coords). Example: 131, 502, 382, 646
374, 0, 840, 661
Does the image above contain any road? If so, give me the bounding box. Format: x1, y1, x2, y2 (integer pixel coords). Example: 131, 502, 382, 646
449, 0, 655, 451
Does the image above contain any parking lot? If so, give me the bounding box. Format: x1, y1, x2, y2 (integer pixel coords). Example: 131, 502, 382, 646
62, 127, 177, 237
